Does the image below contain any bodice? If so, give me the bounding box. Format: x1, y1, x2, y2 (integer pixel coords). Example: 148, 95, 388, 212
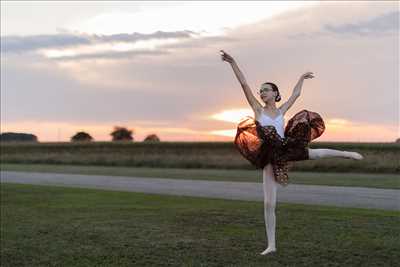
257, 109, 285, 138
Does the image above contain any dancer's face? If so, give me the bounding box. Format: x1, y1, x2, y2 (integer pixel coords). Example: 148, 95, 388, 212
258, 84, 277, 103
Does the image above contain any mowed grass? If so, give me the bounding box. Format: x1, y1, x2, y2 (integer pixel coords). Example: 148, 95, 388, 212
2, 163, 399, 189
1, 183, 399, 267
1, 141, 399, 174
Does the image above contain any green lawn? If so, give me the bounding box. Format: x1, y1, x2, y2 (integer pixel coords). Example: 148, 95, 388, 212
1, 163, 399, 189
1, 183, 399, 267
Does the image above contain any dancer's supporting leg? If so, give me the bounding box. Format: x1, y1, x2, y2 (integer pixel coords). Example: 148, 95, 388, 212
261, 163, 278, 255
308, 148, 364, 160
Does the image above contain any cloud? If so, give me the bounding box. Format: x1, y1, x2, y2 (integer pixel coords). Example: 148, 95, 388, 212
323, 11, 399, 36
46, 35, 235, 61
1, 29, 237, 61
288, 11, 399, 39
53, 49, 170, 61
1, 34, 90, 53
1, 30, 195, 54
158, 35, 238, 50
1, 2, 398, 141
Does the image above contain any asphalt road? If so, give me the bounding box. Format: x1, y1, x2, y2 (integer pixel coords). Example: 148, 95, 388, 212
1, 171, 399, 211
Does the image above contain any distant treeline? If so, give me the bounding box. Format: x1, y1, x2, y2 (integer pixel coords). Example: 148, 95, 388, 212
0, 127, 160, 142
1, 141, 398, 174
0, 133, 38, 142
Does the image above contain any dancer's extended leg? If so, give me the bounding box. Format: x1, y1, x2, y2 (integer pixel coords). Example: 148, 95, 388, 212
260, 163, 278, 255
308, 148, 364, 160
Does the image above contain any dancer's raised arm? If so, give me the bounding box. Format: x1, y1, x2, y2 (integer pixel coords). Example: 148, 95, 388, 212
220, 50, 262, 113
279, 72, 314, 115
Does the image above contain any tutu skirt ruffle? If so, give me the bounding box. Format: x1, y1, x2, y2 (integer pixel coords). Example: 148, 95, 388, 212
234, 109, 325, 186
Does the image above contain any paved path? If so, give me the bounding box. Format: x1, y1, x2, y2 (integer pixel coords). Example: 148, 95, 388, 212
1, 171, 399, 211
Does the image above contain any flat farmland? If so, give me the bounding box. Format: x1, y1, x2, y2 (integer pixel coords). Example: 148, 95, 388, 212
1, 141, 398, 173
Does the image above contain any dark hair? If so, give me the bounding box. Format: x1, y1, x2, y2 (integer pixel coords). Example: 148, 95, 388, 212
262, 82, 281, 102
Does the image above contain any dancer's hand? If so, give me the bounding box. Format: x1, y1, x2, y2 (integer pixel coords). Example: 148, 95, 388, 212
220, 50, 235, 64
301, 72, 314, 79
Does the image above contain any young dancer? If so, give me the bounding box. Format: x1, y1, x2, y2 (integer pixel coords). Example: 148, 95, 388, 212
220, 50, 363, 255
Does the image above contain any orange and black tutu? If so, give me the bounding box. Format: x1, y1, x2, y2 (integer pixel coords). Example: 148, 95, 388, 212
234, 109, 325, 186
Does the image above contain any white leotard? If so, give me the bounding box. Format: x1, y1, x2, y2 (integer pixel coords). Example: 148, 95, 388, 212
257, 109, 285, 138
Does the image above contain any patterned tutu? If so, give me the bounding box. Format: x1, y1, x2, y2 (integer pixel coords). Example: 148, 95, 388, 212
234, 109, 325, 186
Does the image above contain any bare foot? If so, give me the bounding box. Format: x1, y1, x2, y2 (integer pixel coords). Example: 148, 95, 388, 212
260, 247, 276, 255
348, 152, 364, 160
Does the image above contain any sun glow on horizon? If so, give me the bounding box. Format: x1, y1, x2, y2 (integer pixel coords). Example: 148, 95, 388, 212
327, 118, 351, 126
207, 112, 398, 142
209, 108, 254, 123
209, 129, 237, 138
1, 117, 397, 142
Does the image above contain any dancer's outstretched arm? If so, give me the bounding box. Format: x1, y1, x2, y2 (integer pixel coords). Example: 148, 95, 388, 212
279, 72, 314, 115
220, 50, 262, 113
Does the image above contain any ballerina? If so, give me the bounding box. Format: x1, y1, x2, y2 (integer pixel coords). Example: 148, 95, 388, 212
220, 50, 364, 255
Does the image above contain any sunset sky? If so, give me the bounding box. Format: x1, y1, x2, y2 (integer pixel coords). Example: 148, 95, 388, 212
1, 1, 399, 142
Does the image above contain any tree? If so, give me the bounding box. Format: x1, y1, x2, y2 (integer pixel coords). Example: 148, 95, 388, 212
395, 138, 400, 143
143, 134, 160, 142
0, 132, 38, 142
71, 131, 93, 142
110, 126, 134, 141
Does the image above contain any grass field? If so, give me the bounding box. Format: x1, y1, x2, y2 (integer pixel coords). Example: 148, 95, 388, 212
1, 183, 399, 267
2, 163, 399, 189
1, 141, 399, 173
